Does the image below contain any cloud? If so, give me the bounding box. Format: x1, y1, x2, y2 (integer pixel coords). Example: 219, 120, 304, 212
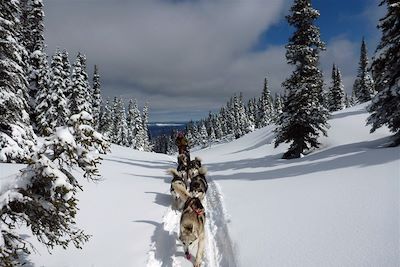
44, 0, 291, 121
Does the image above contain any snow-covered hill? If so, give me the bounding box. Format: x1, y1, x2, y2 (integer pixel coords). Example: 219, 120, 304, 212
1, 104, 399, 267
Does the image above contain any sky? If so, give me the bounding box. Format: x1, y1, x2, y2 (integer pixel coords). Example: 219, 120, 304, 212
43, 0, 385, 122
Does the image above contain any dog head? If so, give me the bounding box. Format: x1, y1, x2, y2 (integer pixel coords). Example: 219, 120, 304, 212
178, 154, 188, 166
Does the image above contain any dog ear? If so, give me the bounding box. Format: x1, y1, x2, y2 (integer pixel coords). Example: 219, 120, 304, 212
166, 168, 180, 177
198, 166, 208, 175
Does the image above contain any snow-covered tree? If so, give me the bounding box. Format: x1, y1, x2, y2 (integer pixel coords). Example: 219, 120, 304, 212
98, 98, 113, 138
34, 56, 51, 135
0, 0, 37, 163
20, 0, 46, 115
113, 98, 128, 146
274, 0, 329, 159
259, 77, 274, 127
352, 38, 375, 103
92, 65, 102, 129
367, 0, 400, 146
0, 111, 109, 265
199, 123, 208, 148
61, 50, 72, 100
328, 64, 345, 112
70, 53, 92, 116
273, 93, 283, 122
141, 103, 151, 151
45, 49, 70, 131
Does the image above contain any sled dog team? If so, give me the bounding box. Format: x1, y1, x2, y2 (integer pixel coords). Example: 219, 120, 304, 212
166, 154, 208, 267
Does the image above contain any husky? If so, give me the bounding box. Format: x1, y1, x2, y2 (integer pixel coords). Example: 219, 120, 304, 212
180, 197, 206, 267
189, 166, 208, 200
167, 168, 191, 210
177, 153, 189, 172
187, 156, 202, 179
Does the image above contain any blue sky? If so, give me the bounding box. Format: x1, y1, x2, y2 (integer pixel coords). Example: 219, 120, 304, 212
44, 0, 384, 122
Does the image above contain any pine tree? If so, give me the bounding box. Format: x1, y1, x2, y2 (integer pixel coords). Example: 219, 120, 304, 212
92, 65, 102, 129
259, 77, 274, 127
114, 98, 128, 146
367, 0, 400, 146
61, 50, 72, 100
273, 93, 283, 122
34, 55, 51, 135
0, 0, 37, 163
20, 0, 46, 116
70, 53, 92, 116
199, 123, 208, 148
46, 49, 70, 131
328, 64, 345, 112
98, 98, 113, 138
142, 103, 151, 151
0, 111, 109, 265
352, 37, 375, 103
274, 0, 329, 159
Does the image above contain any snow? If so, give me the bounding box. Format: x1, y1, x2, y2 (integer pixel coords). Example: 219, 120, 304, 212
0, 104, 399, 266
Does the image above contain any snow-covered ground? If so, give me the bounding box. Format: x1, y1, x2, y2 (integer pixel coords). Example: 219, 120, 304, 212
0, 103, 399, 266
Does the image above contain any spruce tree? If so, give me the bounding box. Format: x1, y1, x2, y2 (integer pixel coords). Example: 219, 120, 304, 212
61, 50, 72, 100
328, 64, 345, 112
70, 53, 92, 116
142, 103, 151, 151
46, 49, 70, 130
273, 93, 283, 122
274, 0, 329, 159
0, 0, 37, 162
367, 0, 400, 146
34, 55, 51, 135
115, 98, 128, 146
20, 0, 46, 115
98, 98, 113, 138
92, 65, 102, 129
259, 77, 274, 127
352, 37, 375, 103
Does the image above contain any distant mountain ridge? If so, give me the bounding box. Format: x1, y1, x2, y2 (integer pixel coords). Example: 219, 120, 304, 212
148, 121, 187, 138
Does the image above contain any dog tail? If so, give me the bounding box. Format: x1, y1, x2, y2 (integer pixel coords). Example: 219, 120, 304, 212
172, 182, 190, 202
166, 168, 181, 178
198, 166, 208, 175
194, 156, 202, 162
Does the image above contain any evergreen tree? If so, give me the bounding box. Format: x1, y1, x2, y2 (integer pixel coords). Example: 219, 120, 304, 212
0, 0, 37, 162
199, 123, 208, 148
0, 111, 109, 265
46, 49, 70, 131
367, 0, 400, 146
259, 77, 274, 127
92, 65, 102, 129
114, 98, 128, 146
34, 55, 51, 135
275, 0, 329, 159
142, 103, 151, 151
328, 64, 345, 112
61, 50, 72, 100
98, 98, 113, 138
70, 53, 92, 116
20, 0, 46, 116
273, 93, 283, 122
352, 37, 375, 103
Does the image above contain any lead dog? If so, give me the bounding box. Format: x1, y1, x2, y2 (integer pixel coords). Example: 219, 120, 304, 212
180, 197, 206, 267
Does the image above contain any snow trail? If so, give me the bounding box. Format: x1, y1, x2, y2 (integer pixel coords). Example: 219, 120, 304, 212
204, 180, 238, 267
145, 179, 237, 267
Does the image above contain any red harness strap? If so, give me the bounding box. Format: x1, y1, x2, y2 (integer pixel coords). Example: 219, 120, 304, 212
190, 203, 204, 216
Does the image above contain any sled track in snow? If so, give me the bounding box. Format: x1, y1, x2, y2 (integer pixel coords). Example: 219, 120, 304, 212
204, 179, 238, 267
146, 179, 238, 267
